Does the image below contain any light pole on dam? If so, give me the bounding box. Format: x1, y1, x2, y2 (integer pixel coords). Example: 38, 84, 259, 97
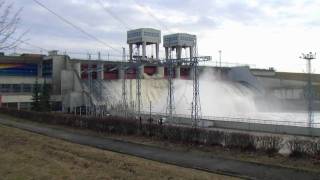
300, 52, 316, 128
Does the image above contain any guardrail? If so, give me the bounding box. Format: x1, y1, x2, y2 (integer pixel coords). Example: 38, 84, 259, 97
202, 115, 320, 128
136, 111, 320, 136
139, 111, 320, 128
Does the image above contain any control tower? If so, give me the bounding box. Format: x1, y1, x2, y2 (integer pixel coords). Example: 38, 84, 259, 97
127, 28, 161, 61
163, 33, 196, 60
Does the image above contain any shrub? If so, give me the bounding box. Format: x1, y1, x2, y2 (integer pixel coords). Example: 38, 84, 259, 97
206, 130, 224, 146
4, 107, 320, 158
224, 133, 256, 151
256, 136, 281, 155
287, 138, 318, 158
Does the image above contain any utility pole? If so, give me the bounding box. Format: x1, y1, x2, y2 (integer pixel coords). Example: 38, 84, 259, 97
136, 61, 142, 118
81, 63, 104, 116
191, 40, 204, 128
166, 48, 175, 123
98, 51, 101, 60
164, 54, 210, 127
88, 64, 93, 115
121, 47, 128, 118
129, 48, 134, 111
219, 50, 222, 68
149, 100, 152, 120
219, 50, 222, 78
300, 52, 316, 128
191, 57, 201, 127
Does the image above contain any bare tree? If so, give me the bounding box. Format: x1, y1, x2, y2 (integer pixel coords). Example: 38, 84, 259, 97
0, 0, 23, 50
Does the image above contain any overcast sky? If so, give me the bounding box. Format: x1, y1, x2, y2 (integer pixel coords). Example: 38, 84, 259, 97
9, 0, 320, 72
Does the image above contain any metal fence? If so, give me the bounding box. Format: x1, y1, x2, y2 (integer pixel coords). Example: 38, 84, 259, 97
139, 111, 320, 128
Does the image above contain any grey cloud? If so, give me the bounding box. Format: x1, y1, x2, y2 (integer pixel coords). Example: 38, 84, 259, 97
10, 0, 320, 54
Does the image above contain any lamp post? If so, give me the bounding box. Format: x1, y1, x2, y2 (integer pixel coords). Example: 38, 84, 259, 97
300, 52, 316, 128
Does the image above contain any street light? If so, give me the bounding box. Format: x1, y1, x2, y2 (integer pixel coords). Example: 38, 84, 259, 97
300, 52, 316, 128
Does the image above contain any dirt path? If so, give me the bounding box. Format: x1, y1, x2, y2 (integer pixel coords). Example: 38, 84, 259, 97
0, 117, 319, 180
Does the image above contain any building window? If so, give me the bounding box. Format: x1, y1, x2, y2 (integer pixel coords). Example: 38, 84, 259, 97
20, 102, 31, 110
12, 84, 21, 92
0, 84, 35, 93
42, 60, 53, 77
128, 31, 141, 38
7, 102, 18, 109
22, 84, 32, 93
0, 84, 11, 92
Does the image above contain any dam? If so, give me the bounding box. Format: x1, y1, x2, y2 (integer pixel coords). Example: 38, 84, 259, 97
1, 28, 320, 135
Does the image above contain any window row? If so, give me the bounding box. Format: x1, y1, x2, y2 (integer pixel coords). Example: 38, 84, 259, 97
164, 36, 195, 42
128, 31, 141, 38
143, 31, 159, 37
42, 60, 53, 77
0, 84, 46, 93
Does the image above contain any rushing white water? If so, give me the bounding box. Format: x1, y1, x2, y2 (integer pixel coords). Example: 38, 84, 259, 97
86, 69, 319, 127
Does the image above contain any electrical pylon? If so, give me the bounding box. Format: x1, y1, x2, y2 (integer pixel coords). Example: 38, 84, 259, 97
166, 49, 175, 122
136, 60, 142, 118
191, 40, 202, 128
121, 47, 128, 118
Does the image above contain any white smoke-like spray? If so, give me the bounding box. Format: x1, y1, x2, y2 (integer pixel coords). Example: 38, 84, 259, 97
91, 68, 316, 126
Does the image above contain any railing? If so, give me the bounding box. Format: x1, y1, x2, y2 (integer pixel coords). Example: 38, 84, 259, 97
202, 115, 320, 128
138, 111, 320, 128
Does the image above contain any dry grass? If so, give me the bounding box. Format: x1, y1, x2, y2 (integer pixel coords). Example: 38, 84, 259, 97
1, 112, 319, 178
1, 113, 319, 174
0, 124, 238, 180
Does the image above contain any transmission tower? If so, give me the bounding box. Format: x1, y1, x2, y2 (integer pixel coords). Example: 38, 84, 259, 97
300, 52, 316, 128
81, 64, 104, 116
191, 40, 202, 128
129, 63, 134, 111
136, 61, 142, 117
166, 49, 176, 122
163, 54, 210, 127
129, 45, 140, 111
121, 47, 128, 117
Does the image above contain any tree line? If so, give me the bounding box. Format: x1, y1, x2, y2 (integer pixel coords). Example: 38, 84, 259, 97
31, 79, 51, 112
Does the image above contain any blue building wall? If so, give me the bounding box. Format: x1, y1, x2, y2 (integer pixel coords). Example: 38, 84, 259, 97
0, 63, 38, 76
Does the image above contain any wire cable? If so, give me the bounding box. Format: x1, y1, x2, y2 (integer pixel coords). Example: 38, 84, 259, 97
33, 0, 121, 54
94, 0, 131, 30
132, 0, 170, 32
2, 34, 49, 52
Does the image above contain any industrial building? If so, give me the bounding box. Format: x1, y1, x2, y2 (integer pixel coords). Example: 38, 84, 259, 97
0, 51, 63, 110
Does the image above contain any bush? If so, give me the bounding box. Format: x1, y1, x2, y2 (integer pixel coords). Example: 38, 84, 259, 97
206, 130, 224, 146
256, 136, 281, 155
4, 107, 320, 158
288, 138, 320, 158
224, 133, 256, 151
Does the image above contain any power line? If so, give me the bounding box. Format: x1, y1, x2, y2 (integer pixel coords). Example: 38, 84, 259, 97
94, 0, 131, 30
132, 0, 170, 32
32, 0, 122, 54
2, 34, 49, 52
17, 39, 48, 52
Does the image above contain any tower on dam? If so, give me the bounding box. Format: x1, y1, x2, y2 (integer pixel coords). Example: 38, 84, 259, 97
127, 28, 161, 61
163, 33, 196, 60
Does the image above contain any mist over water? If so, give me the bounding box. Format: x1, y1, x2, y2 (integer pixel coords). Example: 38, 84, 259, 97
172, 69, 258, 117
89, 69, 318, 127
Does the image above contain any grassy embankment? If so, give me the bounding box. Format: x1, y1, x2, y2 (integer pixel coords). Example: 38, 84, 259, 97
0, 124, 238, 180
